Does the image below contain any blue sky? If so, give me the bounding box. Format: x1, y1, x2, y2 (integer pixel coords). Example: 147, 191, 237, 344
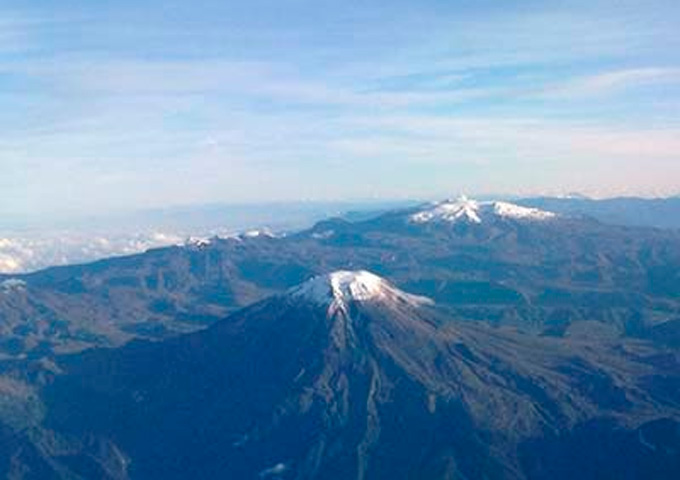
2, 0, 680, 219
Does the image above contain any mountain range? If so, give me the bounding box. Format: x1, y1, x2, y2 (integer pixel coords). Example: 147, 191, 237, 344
2, 196, 679, 275
1, 197, 679, 360
0, 198, 679, 479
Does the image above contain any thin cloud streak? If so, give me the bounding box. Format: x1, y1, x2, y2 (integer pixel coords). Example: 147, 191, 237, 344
537, 68, 680, 99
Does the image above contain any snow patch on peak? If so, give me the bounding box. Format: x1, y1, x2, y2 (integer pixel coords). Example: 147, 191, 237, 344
292, 270, 385, 304
492, 202, 556, 220
242, 229, 276, 239
185, 236, 213, 249
329, 270, 385, 301
311, 229, 335, 240
410, 197, 556, 224
411, 196, 482, 224
289, 270, 431, 308
0, 278, 26, 293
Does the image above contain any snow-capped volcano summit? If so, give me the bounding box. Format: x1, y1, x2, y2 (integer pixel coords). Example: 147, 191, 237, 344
410, 196, 556, 224
289, 270, 432, 308
410, 195, 483, 224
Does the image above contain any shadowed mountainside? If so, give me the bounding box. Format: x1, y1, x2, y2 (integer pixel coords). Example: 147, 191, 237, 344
7, 272, 678, 479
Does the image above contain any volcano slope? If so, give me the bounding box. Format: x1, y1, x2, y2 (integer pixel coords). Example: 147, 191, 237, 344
9, 271, 680, 479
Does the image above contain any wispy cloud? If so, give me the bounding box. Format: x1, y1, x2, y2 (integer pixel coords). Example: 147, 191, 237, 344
538, 68, 680, 99
1, 0, 679, 218
333, 114, 680, 164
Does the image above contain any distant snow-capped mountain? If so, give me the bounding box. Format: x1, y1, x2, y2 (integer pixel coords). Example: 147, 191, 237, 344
410, 196, 556, 224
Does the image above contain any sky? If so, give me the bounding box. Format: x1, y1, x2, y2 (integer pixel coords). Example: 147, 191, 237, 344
2, 0, 680, 221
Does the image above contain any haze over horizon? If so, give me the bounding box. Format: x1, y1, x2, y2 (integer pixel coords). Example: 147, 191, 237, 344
2, 0, 680, 220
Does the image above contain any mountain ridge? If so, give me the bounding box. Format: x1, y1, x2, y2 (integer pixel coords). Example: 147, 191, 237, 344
1, 197, 680, 361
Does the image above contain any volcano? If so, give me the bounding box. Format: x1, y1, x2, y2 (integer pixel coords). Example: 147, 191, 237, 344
27, 271, 680, 479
